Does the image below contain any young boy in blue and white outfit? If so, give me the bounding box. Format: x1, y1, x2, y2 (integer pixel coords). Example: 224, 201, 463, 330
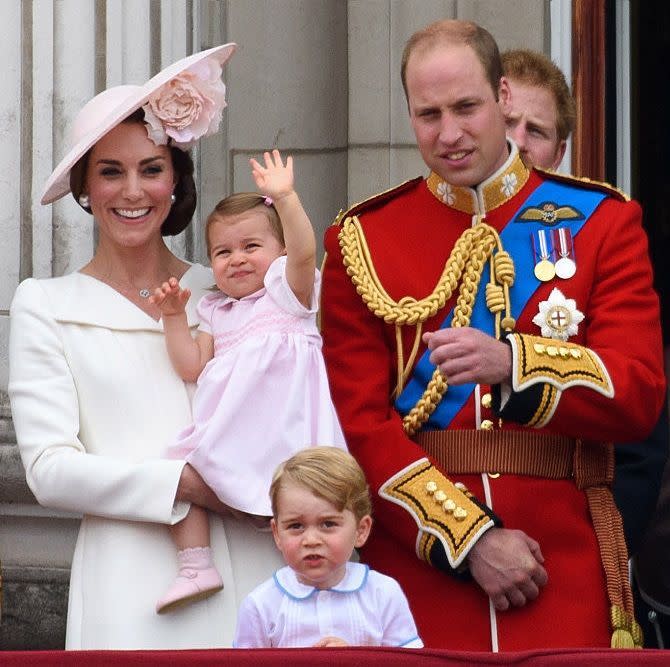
234, 446, 423, 648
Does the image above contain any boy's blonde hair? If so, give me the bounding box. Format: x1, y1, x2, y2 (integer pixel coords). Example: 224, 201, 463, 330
270, 447, 372, 521
205, 192, 284, 257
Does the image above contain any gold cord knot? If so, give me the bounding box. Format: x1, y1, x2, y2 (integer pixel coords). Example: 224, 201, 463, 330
493, 251, 515, 285
500, 316, 516, 332
485, 284, 505, 314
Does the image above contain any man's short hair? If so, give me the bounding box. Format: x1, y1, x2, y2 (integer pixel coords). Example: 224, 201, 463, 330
401, 20, 502, 102
501, 49, 576, 142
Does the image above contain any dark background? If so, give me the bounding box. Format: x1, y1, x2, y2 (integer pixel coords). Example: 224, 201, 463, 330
623, 3, 670, 343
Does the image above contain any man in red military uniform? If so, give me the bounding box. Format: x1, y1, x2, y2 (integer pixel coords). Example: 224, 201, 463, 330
321, 19, 665, 651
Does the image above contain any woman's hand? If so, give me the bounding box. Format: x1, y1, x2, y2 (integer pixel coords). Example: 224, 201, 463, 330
176, 465, 272, 526
176, 464, 231, 516
249, 149, 295, 202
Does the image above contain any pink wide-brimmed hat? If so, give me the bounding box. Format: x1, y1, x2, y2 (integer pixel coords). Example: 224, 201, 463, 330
41, 42, 236, 205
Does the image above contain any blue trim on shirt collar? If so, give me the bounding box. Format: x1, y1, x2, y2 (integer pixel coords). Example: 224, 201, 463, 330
272, 562, 370, 600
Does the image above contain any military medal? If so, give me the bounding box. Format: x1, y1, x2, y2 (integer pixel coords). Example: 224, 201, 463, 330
532, 229, 555, 282
553, 227, 576, 279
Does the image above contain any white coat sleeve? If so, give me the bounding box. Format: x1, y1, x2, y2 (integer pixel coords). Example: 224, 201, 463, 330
8, 278, 189, 524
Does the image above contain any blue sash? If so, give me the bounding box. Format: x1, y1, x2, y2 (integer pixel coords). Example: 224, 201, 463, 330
394, 180, 606, 430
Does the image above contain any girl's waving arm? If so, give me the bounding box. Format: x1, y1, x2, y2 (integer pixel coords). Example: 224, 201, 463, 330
250, 149, 316, 307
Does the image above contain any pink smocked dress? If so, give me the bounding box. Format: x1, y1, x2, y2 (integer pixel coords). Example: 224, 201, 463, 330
168, 256, 346, 516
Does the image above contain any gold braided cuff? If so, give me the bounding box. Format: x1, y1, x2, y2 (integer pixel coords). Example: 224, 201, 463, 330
379, 458, 495, 568
508, 333, 614, 398
526, 384, 561, 428
416, 530, 437, 565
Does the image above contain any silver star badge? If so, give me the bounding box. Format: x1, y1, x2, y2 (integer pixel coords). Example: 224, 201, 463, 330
532, 288, 584, 341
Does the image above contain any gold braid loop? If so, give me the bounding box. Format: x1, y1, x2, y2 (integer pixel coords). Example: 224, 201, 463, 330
492, 248, 516, 333
338, 215, 514, 436
452, 239, 495, 328
340, 216, 492, 325
401, 369, 448, 436
403, 238, 496, 435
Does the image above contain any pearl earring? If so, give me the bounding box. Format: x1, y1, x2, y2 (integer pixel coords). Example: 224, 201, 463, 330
78, 193, 90, 208
170, 193, 176, 205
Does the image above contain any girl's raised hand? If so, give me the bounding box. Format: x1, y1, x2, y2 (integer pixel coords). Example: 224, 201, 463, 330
150, 277, 191, 317
249, 149, 294, 201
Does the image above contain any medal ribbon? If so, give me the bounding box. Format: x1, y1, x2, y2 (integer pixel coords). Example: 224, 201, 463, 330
556, 227, 572, 257
395, 180, 607, 430
537, 229, 552, 260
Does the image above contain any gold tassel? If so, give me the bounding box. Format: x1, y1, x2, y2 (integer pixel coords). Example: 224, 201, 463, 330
610, 605, 643, 649
611, 628, 635, 649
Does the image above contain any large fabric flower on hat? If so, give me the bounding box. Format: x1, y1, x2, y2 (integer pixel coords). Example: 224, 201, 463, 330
142, 58, 227, 149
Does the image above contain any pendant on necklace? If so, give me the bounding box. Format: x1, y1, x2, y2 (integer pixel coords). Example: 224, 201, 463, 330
139, 288, 151, 299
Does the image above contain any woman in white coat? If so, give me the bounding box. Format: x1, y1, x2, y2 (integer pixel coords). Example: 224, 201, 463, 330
8, 44, 283, 650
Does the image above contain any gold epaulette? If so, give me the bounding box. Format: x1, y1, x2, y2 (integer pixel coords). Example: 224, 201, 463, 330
329, 176, 424, 227
534, 167, 630, 202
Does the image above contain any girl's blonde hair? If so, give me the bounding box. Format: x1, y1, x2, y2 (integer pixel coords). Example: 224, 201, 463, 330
205, 192, 284, 257
270, 447, 372, 521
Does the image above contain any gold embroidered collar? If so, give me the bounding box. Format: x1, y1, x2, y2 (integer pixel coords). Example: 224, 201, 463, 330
426, 142, 529, 215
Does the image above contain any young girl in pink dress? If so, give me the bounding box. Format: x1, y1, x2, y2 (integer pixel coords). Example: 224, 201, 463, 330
151, 149, 346, 613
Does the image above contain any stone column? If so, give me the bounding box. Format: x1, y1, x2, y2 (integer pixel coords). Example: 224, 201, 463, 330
226, 0, 349, 258
0, 0, 231, 649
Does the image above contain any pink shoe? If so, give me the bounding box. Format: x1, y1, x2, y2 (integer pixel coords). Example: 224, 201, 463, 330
156, 547, 224, 614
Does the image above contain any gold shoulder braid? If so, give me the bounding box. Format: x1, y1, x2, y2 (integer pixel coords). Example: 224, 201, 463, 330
338, 214, 516, 436
534, 167, 631, 202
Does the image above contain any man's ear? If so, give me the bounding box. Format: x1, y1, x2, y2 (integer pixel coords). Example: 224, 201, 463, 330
552, 140, 567, 170
498, 76, 512, 112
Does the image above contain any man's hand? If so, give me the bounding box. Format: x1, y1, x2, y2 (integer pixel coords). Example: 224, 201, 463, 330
467, 527, 548, 610
423, 327, 511, 385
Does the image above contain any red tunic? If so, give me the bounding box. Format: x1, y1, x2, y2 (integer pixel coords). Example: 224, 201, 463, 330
321, 151, 665, 651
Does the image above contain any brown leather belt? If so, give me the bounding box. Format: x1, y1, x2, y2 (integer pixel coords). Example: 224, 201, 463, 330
413, 429, 614, 488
